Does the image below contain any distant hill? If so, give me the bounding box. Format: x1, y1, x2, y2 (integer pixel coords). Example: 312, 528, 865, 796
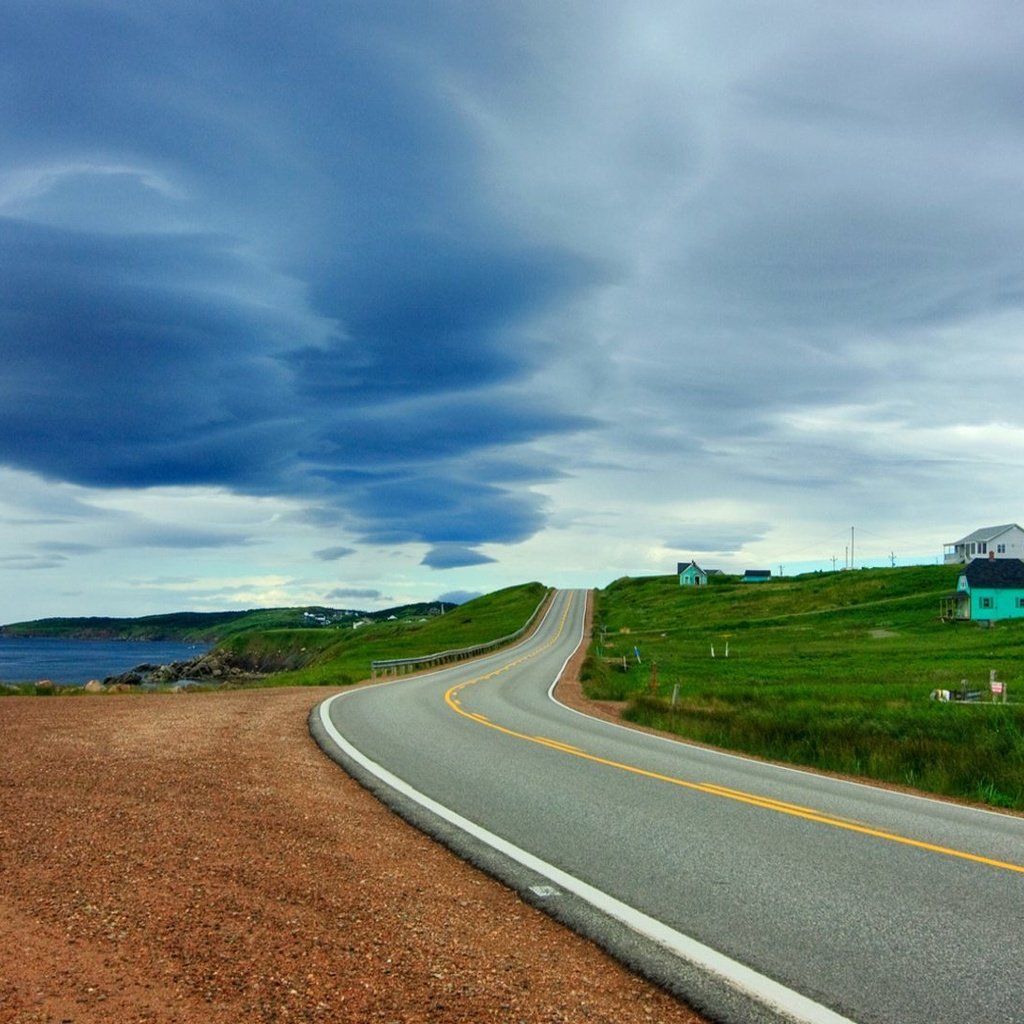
0, 602, 456, 642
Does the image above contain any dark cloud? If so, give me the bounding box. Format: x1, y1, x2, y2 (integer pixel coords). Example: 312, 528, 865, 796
36, 542, 99, 556
666, 528, 769, 554
120, 527, 256, 550
421, 545, 497, 569
0, 3, 598, 557
0, 554, 66, 570
437, 590, 481, 605
313, 546, 355, 562
351, 476, 547, 547
3, 2, 1024, 616
325, 587, 387, 601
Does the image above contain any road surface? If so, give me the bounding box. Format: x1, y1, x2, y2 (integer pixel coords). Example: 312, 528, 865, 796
312, 589, 1024, 1024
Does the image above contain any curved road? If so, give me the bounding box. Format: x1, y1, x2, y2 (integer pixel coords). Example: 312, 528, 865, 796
312, 589, 1024, 1024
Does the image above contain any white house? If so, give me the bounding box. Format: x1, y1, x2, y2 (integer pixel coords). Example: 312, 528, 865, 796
943, 524, 1024, 564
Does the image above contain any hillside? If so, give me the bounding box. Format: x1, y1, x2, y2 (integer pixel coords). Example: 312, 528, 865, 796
0, 602, 456, 642
583, 565, 1024, 809
218, 582, 549, 687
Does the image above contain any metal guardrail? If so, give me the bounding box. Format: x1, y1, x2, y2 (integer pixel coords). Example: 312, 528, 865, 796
370, 590, 552, 679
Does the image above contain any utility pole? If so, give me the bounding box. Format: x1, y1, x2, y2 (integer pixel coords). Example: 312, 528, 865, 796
831, 556, 838, 571
851, 526, 855, 569
890, 551, 896, 568
778, 564, 784, 578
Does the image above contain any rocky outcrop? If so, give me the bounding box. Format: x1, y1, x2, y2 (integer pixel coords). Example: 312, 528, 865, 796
102, 649, 262, 688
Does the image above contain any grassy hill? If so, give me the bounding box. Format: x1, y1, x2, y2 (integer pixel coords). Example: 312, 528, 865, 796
214, 582, 549, 687
0, 602, 456, 642
583, 565, 1024, 809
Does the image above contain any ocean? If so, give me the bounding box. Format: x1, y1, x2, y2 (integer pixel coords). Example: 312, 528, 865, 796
0, 637, 210, 685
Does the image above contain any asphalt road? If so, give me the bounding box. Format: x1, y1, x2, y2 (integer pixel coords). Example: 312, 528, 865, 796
312, 589, 1024, 1024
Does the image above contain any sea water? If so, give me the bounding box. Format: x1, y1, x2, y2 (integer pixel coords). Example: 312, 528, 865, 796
0, 637, 209, 685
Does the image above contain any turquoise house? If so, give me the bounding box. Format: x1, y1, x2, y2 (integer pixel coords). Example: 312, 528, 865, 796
678, 561, 708, 587
945, 558, 1024, 621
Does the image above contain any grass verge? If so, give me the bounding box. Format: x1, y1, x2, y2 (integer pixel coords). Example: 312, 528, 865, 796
588, 566, 1024, 810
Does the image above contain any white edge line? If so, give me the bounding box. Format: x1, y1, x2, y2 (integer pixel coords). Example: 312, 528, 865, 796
317, 597, 857, 1024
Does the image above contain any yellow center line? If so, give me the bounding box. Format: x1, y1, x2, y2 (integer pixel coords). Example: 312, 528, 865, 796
444, 593, 1024, 876
532, 736, 586, 754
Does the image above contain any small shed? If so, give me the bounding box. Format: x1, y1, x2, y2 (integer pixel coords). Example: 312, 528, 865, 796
942, 557, 1024, 622
677, 561, 708, 587
742, 569, 771, 583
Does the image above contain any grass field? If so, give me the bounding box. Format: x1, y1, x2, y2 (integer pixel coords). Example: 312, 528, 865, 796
222, 581, 550, 687
582, 566, 1024, 810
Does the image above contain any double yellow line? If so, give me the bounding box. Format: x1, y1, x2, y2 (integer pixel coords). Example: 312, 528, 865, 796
445, 594, 1024, 876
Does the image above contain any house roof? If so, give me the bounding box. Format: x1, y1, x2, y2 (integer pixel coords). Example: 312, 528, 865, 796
962, 557, 1024, 588
949, 523, 1022, 545
743, 569, 771, 577
677, 561, 705, 574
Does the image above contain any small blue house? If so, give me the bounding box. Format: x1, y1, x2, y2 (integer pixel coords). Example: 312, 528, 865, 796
742, 569, 771, 583
945, 558, 1024, 621
678, 561, 708, 587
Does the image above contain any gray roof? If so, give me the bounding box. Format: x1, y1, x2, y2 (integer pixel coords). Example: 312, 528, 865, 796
949, 523, 1021, 545
677, 561, 705, 574
962, 557, 1024, 588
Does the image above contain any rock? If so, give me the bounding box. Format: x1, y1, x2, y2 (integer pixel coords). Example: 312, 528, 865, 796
84, 680, 105, 693
98, 649, 264, 689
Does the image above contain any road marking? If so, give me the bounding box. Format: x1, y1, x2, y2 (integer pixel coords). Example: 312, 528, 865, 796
317, 687, 857, 1024
532, 736, 585, 754
529, 884, 560, 898
444, 598, 1024, 877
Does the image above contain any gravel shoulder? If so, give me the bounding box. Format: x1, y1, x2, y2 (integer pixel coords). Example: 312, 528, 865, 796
1, 670, 706, 1024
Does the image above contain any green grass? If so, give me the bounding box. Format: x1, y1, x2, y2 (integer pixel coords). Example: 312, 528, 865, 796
1, 582, 549, 695
0, 601, 456, 642
587, 567, 1024, 810
219, 582, 549, 687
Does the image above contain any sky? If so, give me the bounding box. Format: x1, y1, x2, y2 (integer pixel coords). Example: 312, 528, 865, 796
3, 1, 1024, 621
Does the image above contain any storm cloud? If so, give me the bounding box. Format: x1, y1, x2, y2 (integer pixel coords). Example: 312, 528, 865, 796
3, 1, 1024, 618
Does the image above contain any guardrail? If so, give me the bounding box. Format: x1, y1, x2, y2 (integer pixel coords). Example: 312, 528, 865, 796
370, 590, 552, 679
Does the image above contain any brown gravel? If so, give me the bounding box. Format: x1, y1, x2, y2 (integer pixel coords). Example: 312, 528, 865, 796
1, 644, 707, 1024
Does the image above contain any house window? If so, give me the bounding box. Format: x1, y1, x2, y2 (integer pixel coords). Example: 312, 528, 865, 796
998, 544, 1006, 553
980, 596, 994, 609
1017, 597, 1024, 609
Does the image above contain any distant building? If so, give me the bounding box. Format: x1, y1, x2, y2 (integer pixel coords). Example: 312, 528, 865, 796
943, 524, 1024, 564
742, 569, 771, 583
677, 561, 708, 587
942, 558, 1024, 622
